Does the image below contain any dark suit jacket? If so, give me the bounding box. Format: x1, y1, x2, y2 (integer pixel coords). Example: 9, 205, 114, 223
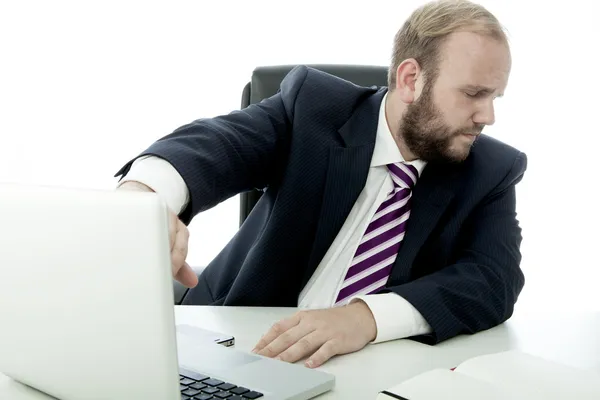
116, 65, 527, 345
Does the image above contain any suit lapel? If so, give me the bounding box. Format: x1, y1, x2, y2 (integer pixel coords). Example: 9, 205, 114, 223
302, 88, 385, 289
390, 161, 460, 283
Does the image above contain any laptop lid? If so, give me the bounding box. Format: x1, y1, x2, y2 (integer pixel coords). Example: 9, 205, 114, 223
0, 183, 180, 399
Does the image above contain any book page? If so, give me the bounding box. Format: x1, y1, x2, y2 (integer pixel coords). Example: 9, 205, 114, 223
378, 368, 514, 400
454, 351, 600, 400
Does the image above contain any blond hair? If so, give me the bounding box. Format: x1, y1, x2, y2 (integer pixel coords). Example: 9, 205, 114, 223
388, 0, 508, 88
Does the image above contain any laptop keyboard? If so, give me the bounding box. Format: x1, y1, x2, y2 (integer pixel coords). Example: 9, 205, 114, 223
180, 367, 264, 399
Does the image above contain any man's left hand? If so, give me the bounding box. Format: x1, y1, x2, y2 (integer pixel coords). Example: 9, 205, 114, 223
251, 300, 377, 368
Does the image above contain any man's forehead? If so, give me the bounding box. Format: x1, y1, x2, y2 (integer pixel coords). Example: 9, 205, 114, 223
438, 31, 511, 90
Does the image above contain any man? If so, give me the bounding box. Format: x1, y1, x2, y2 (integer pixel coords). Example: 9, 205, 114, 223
116, 0, 526, 369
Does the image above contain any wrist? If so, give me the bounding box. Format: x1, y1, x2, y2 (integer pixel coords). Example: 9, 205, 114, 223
348, 300, 377, 342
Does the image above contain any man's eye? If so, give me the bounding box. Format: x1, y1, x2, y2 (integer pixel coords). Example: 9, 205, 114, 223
466, 91, 491, 99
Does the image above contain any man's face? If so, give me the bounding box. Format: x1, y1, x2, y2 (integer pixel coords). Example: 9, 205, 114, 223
399, 31, 511, 163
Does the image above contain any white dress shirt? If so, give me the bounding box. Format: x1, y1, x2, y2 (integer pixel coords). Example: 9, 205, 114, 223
119, 92, 433, 343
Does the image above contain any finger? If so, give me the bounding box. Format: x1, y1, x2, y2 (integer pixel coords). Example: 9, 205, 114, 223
171, 221, 189, 276
275, 329, 325, 364
305, 340, 339, 368
175, 262, 198, 288
252, 314, 302, 353
257, 323, 315, 360
168, 212, 177, 251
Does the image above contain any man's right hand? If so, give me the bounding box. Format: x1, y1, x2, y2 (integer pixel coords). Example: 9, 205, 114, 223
118, 181, 199, 288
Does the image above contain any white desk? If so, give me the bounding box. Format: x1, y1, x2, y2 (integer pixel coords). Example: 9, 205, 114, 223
2, 307, 600, 399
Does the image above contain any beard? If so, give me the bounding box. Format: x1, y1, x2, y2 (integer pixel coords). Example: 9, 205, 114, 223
399, 87, 483, 163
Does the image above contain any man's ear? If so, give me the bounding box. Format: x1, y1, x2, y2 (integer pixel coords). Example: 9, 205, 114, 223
394, 58, 421, 104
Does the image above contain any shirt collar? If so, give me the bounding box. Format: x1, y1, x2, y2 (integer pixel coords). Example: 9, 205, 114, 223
371, 91, 427, 177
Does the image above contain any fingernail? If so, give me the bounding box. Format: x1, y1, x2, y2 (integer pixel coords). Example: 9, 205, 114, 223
305, 360, 313, 368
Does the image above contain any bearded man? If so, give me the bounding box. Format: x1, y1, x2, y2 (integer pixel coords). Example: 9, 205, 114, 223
116, 0, 526, 369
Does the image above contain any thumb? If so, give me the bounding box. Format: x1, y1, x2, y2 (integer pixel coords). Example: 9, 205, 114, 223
175, 262, 199, 288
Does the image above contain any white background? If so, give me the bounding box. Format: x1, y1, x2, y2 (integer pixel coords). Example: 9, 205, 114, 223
1, 1, 599, 313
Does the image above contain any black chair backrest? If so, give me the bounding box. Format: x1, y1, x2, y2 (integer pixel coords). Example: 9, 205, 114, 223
239, 64, 389, 226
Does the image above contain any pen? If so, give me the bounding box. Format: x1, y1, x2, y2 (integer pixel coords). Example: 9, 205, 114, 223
380, 390, 410, 400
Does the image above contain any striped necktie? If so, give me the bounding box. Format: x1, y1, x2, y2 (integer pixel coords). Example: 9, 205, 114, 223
334, 162, 418, 305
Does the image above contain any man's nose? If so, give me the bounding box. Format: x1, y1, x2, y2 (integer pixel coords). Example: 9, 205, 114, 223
473, 101, 496, 126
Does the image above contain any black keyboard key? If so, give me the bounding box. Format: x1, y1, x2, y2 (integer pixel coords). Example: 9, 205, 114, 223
181, 384, 190, 391
202, 387, 220, 394
218, 383, 236, 391
203, 378, 224, 386
243, 391, 263, 399
193, 395, 214, 400
180, 368, 210, 382
190, 382, 207, 390
182, 388, 202, 397
230, 387, 249, 395
180, 378, 195, 386
181, 395, 190, 400
214, 391, 233, 398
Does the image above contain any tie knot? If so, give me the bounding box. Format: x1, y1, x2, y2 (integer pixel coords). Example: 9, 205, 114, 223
387, 162, 418, 189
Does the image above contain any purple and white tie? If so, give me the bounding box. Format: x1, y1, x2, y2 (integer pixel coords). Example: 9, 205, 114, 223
334, 162, 418, 305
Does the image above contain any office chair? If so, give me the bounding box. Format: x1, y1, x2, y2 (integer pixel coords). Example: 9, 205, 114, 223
173, 64, 389, 304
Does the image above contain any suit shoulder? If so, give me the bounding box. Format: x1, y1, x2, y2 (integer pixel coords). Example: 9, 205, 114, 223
285, 65, 378, 102
471, 135, 525, 165
278, 65, 380, 124
304, 66, 379, 97
466, 134, 527, 183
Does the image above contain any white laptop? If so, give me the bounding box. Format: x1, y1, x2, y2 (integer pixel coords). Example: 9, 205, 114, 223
0, 183, 335, 400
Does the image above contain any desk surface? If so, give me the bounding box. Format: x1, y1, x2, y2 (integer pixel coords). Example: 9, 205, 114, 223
2, 306, 600, 399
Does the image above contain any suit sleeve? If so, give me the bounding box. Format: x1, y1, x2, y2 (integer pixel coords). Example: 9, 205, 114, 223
386, 152, 528, 344
114, 66, 309, 224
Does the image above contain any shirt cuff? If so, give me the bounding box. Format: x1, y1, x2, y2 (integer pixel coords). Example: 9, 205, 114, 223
351, 292, 432, 343
118, 155, 190, 215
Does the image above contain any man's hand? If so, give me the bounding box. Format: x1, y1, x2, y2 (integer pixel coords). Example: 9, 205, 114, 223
166, 209, 198, 288
252, 300, 377, 368
118, 181, 198, 288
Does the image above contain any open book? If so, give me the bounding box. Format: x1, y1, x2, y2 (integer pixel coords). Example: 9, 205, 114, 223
377, 350, 600, 400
